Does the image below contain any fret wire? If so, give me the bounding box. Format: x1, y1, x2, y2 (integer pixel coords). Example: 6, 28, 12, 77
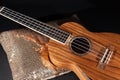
1, 7, 70, 43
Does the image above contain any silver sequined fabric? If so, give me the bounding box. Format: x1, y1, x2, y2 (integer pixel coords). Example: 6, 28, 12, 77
0, 28, 70, 80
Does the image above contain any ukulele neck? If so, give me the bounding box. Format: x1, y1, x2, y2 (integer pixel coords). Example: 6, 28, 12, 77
0, 6, 70, 44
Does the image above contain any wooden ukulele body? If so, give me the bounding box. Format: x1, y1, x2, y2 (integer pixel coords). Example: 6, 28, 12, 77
42, 22, 120, 80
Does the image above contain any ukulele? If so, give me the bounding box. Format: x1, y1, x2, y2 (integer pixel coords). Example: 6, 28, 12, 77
0, 6, 120, 80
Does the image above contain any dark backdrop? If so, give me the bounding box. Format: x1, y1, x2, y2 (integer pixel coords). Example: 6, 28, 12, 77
0, 0, 120, 80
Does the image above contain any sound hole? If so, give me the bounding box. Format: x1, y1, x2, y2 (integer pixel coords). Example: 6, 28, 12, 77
70, 37, 91, 56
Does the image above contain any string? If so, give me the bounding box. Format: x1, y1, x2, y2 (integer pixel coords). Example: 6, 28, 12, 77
1, 7, 106, 60
71, 40, 104, 59
3, 8, 71, 44
73, 39, 104, 56
2, 7, 69, 40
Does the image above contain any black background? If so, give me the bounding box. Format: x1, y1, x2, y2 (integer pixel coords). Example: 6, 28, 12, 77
0, 0, 120, 80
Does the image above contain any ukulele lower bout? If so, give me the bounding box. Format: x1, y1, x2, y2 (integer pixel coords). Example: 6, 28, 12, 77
69, 36, 115, 69
48, 22, 120, 80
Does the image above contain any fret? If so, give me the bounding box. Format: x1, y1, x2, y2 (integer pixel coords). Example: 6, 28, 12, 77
0, 7, 70, 44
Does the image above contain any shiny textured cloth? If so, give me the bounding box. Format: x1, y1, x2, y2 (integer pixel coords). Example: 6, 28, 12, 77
0, 21, 70, 80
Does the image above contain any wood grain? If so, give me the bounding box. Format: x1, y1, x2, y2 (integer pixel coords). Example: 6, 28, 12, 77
46, 22, 120, 80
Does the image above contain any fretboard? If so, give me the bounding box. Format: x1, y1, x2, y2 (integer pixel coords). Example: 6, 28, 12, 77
0, 6, 70, 44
